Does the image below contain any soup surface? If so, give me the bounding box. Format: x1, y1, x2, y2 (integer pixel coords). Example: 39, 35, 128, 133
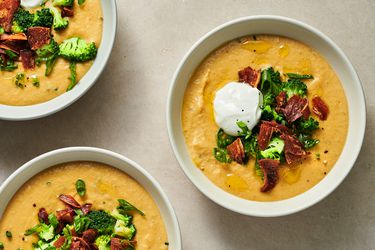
182, 35, 348, 201
0, 161, 168, 249
0, 0, 103, 106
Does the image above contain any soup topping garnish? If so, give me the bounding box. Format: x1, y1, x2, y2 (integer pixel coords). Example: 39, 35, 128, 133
0, 0, 97, 91
213, 66, 329, 192
5, 179, 145, 250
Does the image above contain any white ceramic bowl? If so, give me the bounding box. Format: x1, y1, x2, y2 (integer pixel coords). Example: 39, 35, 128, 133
0, 0, 117, 120
0, 147, 182, 249
167, 16, 366, 217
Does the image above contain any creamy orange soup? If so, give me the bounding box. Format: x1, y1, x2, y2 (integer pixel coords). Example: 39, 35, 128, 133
0, 162, 168, 249
182, 35, 348, 201
0, 0, 103, 106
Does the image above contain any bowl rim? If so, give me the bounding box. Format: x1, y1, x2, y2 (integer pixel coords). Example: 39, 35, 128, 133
0, 147, 182, 249
0, 0, 118, 121
166, 15, 366, 217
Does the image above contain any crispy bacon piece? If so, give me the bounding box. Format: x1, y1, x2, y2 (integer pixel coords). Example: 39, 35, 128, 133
56, 209, 74, 224
275, 91, 287, 113
1, 39, 28, 52
257, 123, 274, 150
0, 33, 27, 41
20, 49, 35, 69
38, 208, 49, 224
238, 66, 261, 87
280, 133, 307, 164
258, 159, 279, 192
71, 237, 91, 250
0, 0, 20, 32
0, 43, 20, 53
262, 120, 290, 134
282, 95, 310, 123
110, 238, 123, 250
226, 138, 245, 164
27, 27, 51, 50
61, 7, 74, 17
53, 236, 66, 248
55, 222, 65, 234
82, 229, 97, 244
81, 203, 92, 215
59, 194, 81, 208
312, 96, 329, 120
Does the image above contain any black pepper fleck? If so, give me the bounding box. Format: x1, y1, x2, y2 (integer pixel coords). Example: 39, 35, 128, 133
324, 150, 328, 154
33, 204, 36, 207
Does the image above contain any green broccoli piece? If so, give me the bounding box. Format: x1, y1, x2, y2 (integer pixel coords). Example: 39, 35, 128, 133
111, 209, 133, 225
47, 213, 59, 228
87, 210, 116, 234
59, 37, 98, 62
50, 6, 69, 30
262, 91, 275, 107
260, 67, 283, 96
298, 134, 320, 149
95, 235, 111, 250
283, 79, 307, 98
117, 199, 145, 216
261, 105, 284, 123
73, 214, 91, 234
33, 8, 54, 27
36, 39, 60, 76
243, 133, 257, 158
0, 54, 18, 72
114, 220, 136, 240
286, 73, 314, 80
260, 137, 285, 160
53, 0, 74, 7
38, 224, 55, 241
12, 8, 34, 33
216, 128, 236, 148
25, 223, 55, 241
0, 27, 4, 34
296, 117, 319, 134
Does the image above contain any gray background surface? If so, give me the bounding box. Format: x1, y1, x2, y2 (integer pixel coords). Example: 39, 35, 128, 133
1, 0, 374, 249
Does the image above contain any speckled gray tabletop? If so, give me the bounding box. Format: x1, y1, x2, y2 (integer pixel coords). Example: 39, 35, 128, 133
0, 0, 374, 249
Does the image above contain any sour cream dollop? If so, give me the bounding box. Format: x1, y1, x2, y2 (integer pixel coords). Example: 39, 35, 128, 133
21, 0, 44, 8
213, 82, 263, 136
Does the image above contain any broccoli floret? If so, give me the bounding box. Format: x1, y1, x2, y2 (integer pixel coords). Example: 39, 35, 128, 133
260, 67, 283, 96
50, 6, 69, 30
73, 214, 91, 234
262, 92, 275, 107
53, 0, 74, 7
36, 39, 60, 76
111, 209, 133, 226
33, 8, 54, 27
296, 117, 319, 134
12, 8, 34, 33
87, 210, 116, 234
38, 224, 55, 241
95, 235, 111, 250
243, 133, 257, 158
298, 134, 320, 149
48, 213, 59, 228
261, 105, 284, 123
283, 79, 307, 98
0, 27, 4, 34
33, 237, 59, 250
59, 37, 98, 62
260, 137, 285, 160
114, 220, 136, 240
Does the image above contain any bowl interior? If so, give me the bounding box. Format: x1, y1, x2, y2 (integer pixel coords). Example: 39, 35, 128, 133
167, 16, 366, 217
0, 0, 117, 120
0, 147, 181, 249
